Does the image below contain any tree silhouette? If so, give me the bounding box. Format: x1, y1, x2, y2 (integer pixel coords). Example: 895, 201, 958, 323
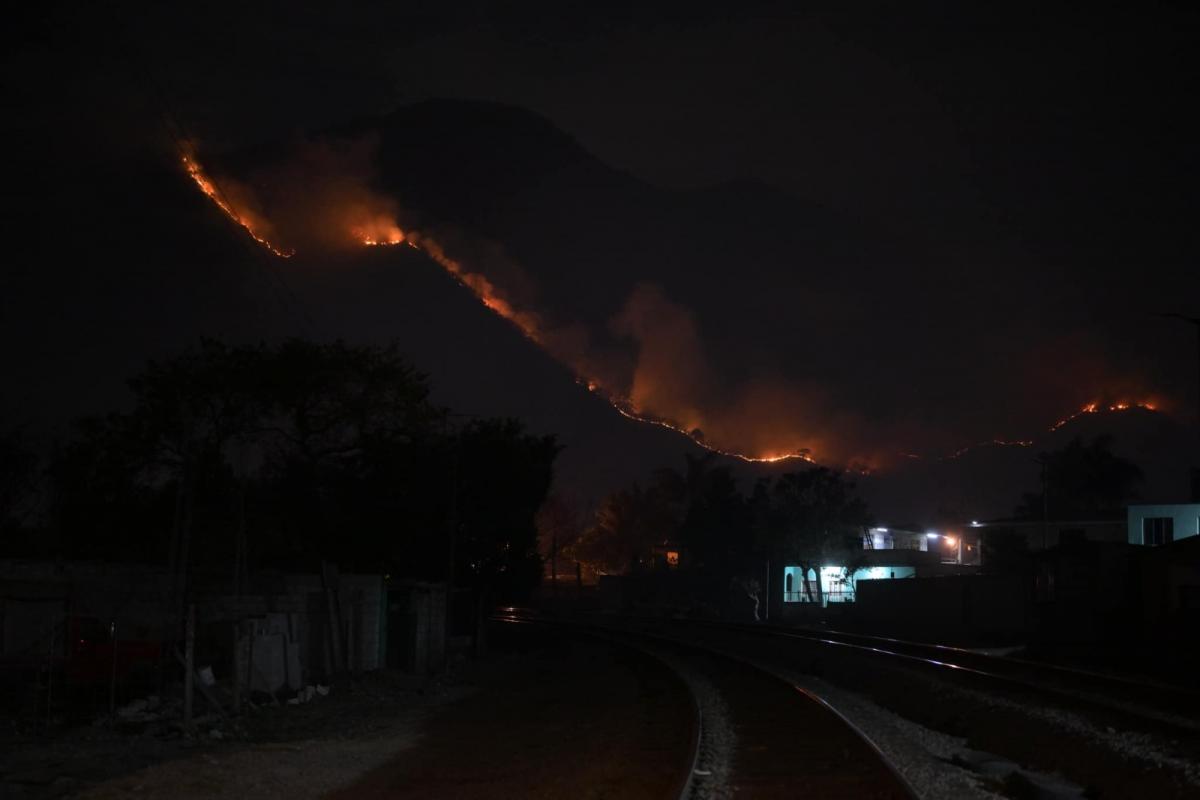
1015, 435, 1143, 521
0, 428, 42, 550
573, 482, 677, 574
536, 491, 585, 586
452, 418, 559, 601
45, 339, 557, 602
650, 452, 754, 573
753, 467, 871, 606
652, 452, 720, 520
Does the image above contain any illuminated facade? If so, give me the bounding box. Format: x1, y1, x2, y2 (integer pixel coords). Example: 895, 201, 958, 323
781, 526, 979, 606
1127, 503, 1200, 546
782, 565, 917, 604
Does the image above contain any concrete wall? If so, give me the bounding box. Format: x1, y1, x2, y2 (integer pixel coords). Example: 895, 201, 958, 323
284, 573, 385, 674
1127, 504, 1200, 545
384, 582, 446, 674
1136, 537, 1200, 634
854, 574, 1026, 639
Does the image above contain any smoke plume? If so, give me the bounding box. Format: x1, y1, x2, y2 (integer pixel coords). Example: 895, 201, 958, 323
181, 133, 1166, 471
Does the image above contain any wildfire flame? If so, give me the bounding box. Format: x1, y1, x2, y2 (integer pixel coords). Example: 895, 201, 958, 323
354, 215, 406, 246
608, 402, 815, 464
924, 399, 1161, 462
181, 152, 1164, 471
1048, 400, 1157, 432
359, 221, 815, 463
182, 155, 293, 258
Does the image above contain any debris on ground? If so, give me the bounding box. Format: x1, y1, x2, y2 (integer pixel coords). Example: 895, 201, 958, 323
0, 670, 465, 800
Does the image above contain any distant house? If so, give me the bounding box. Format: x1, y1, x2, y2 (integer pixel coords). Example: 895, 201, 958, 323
650, 542, 682, 568
1127, 503, 1200, 546
866, 526, 981, 566
782, 563, 917, 605
780, 526, 980, 611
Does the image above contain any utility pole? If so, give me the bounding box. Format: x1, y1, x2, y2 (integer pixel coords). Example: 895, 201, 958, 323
1038, 453, 1049, 551
446, 426, 458, 642
764, 559, 770, 621
550, 529, 558, 606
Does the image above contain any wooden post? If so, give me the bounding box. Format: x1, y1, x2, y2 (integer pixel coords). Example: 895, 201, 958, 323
474, 587, 487, 658
764, 560, 770, 622
108, 620, 118, 719
232, 620, 242, 714
184, 603, 195, 726
246, 620, 256, 699
347, 593, 358, 675
321, 562, 344, 675
45, 613, 55, 727
233, 480, 247, 596
551, 531, 558, 605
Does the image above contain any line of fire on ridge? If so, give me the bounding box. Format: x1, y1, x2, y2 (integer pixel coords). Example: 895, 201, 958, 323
181, 154, 1162, 472
182, 156, 294, 258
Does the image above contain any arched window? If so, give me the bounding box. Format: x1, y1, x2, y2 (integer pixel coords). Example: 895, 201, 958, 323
785, 572, 793, 593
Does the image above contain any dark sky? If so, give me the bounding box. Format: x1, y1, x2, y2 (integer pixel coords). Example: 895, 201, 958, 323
4, 2, 1198, 515
106, 3, 1197, 251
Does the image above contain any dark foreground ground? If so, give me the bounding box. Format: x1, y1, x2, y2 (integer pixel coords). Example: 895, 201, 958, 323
0, 624, 693, 799
329, 624, 693, 799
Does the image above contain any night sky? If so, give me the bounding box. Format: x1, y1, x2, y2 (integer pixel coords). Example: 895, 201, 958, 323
5, 2, 1198, 519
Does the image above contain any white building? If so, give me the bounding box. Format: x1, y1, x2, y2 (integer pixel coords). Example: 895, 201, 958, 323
782, 564, 917, 605
781, 526, 979, 608
1127, 503, 1200, 546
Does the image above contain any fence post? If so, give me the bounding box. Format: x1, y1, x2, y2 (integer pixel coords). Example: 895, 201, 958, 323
184, 604, 195, 726
108, 620, 118, 720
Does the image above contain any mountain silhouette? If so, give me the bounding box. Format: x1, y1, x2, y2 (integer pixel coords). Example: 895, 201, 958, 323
7, 98, 1192, 525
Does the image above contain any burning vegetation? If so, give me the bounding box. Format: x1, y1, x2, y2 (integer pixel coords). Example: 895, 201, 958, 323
1049, 400, 1159, 432
182, 155, 293, 258
179, 148, 1166, 470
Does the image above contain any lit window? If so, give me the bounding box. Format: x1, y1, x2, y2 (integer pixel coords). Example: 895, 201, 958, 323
666, 550, 680, 566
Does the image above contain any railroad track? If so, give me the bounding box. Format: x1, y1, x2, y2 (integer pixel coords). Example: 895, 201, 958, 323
654, 617, 1200, 734
498, 611, 1200, 797
495, 611, 918, 799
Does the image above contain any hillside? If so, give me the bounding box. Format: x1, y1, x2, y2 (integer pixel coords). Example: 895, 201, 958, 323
6, 97, 1193, 524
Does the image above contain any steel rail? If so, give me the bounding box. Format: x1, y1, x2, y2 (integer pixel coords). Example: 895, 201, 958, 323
497, 612, 920, 799
655, 617, 1200, 734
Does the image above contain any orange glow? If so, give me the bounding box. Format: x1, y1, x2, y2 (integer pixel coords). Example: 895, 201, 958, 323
354, 215, 406, 246
610, 402, 816, 464
392, 226, 819, 463
915, 399, 1160, 463
352, 212, 819, 463
182, 155, 293, 258
1048, 399, 1158, 432
180, 156, 1166, 471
